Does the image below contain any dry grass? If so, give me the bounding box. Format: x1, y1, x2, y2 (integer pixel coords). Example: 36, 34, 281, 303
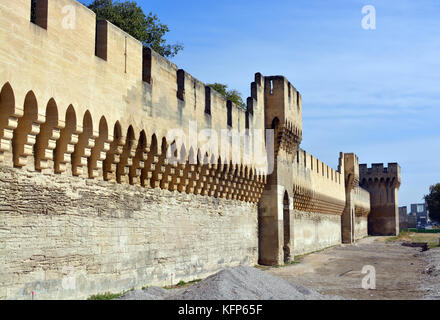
385, 231, 440, 249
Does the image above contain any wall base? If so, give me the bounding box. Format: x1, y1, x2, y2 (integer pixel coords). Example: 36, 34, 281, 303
0, 165, 258, 300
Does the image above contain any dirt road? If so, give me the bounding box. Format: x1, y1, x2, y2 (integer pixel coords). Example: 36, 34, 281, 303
267, 237, 437, 300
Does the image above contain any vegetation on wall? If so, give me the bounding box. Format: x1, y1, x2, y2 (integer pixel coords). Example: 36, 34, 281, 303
86, 0, 183, 58
207, 83, 245, 109
425, 183, 440, 224
85, 1, 246, 107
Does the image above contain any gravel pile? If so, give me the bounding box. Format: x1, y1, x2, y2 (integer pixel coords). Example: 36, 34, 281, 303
118, 266, 345, 300
420, 249, 440, 300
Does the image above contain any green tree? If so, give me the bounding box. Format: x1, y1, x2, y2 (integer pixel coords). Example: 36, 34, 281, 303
424, 183, 440, 224
207, 83, 245, 109
86, 0, 183, 58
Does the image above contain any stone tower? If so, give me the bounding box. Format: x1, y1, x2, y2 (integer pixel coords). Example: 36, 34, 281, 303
340, 153, 359, 244
258, 75, 303, 266
359, 163, 401, 236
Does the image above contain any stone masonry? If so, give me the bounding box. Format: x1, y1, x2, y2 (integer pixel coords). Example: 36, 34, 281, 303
0, 0, 401, 299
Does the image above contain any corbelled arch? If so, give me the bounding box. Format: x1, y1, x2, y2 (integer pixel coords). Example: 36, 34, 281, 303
89, 116, 110, 179
175, 143, 189, 193
214, 157, 228, 199
191, 148, 205, 195
202, 153, 219, 197
0, 85, 267, 202
183, 146, 198, 194
234, 163, 244, 201
207, 153, 220, 197
103, 121, 124, 182
225, 161, 237, 200
151, 136, 168, 189
162, 138, 182, 191
141, 133, 159, 188
13, 91, 43, 168
0, 83, 18, 162
194, 150, 210, 195
128, 130, 148, 186
117, 126, 137, 184
55, 105, 78, 174
35, 98, 63, 171
72, 110, 95, 177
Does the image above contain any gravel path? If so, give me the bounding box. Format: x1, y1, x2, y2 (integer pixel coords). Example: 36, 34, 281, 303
117, 266, 345, 300
269, 238, 440, 300
420, 249, 440, 299
117, 238, 440, 300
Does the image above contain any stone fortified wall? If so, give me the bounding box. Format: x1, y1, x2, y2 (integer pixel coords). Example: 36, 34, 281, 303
339, 153, 370, 243
0, 0, 399, 300
257, 74, 349, 265
0, 165, 258, 300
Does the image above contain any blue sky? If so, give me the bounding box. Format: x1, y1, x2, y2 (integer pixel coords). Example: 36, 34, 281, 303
83, 0, 440, 208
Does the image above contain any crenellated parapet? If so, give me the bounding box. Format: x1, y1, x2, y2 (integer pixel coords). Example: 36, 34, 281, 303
359, 163, 401, 189
292, 149, 346, 215
264, 76, 303, 156
0, 0, 273, 204
340, 152, 371, 214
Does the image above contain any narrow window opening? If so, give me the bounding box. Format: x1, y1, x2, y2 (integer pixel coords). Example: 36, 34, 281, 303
177, 69, 185, 100
31, 0, 36, 23
227, 101, 232, 127
142, 48, 152, 83
247, 97, 254, 115
193, 81, 197, 110
204, 86, 211, 115
30, 0, 48, 29
95, 20, 108, 61
124, 37, 127, 73
303, 151, 307, 167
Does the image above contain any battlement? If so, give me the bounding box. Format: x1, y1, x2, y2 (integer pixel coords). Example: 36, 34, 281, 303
263, 76, 303, 139
359, 163, 401, 180
264, 76, 302, 109
359, 162, 401, 235
0, 0, 271, 165
288, 149, 345, 216
338, 152, 360, 189
296, 148, 342, 185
